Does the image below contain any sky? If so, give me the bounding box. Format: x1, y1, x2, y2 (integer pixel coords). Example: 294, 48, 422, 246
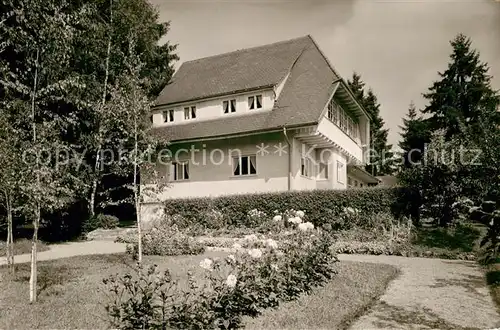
150, 0, 500, 149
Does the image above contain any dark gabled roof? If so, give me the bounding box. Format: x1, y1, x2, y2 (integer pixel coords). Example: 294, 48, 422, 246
153, 35, 340, 142
155, 36, 312, 106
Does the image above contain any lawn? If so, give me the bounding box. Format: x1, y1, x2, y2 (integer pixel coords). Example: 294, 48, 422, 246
243, 261, 399, 330
0, 239, 50, 257
0, 253, 398, 329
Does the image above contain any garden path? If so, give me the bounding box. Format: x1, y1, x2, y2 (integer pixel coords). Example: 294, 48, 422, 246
340, 254, 500, 330
0, 241, 127, 266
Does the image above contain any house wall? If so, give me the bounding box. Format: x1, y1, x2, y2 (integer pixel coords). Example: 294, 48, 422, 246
317, 117, 364, 163
151, 89, 275, 126
151, 132, 289, 200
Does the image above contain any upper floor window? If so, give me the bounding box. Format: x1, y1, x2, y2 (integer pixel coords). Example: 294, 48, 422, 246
248, 95, 262, 110
163, 109, 174, 123
184, 106, 196, 120
223, 99, 236, 114
233, 155, 256, 176
327, 98, 359, 140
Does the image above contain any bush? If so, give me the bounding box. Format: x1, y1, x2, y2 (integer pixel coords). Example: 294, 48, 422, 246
103, 226, 338, 329
126, 221, 205, 257
82, 214, 119, 233
164, 187, 416, 231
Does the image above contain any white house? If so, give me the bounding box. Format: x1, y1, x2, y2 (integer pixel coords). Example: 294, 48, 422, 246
144, 35, 378, 209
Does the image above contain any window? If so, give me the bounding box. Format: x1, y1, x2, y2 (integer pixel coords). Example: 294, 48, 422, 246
318, 162, 328, 179
163, 109, 174, 123
184, 106, 196, 120
171, 162, 189, 181
337, 161, 345, 184
301, 157, 314, 177
326, 98, 360, 140
248, 95, 263, 110
223, 99, 236, 114
233, 155, 256, 176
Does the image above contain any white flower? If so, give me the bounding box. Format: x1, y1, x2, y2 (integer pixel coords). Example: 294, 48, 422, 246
273, 215, 282, 222
295, 210, 305, 218
233, 243, 243, 250
227, 254, 236, 262
226, 274, 237, 288
345, 207, 355, 214
271, 264, 279, 271
244, 234, 259, 242
199, 258, 213, 270
288, 217, 302, 224
248, 248, 263, 258
265, 238, 278, 249
298, 222, 314, 232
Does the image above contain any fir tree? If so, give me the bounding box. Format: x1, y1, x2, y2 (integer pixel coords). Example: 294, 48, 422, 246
348, 72, 395, 176
422, 33, 500, 140
398, 101, 431, 168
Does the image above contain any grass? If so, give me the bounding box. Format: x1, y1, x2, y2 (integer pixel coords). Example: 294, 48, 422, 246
485, 262, 500, 313
243, 261, 399, 330
0, 239, 50, 257
0, 253, 398, 329
0, 251, 227, 329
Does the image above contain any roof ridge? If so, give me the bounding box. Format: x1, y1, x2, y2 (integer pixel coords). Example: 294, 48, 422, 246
180, 35, 311, 65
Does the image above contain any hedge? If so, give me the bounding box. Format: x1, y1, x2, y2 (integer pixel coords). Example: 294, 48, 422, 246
163, 187, 419, 229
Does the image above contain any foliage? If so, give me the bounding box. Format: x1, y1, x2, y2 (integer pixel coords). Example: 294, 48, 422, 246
348, 72, 395, 175
163, 187, 417, 231
422, 34, 500, 140
82, 213, 119, 233
103, 227, 338, 329
124, 221, 205, 257
398, 101, 431, 168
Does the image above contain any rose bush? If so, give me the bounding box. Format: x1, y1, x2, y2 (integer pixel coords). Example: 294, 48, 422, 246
103, 222, 338, 329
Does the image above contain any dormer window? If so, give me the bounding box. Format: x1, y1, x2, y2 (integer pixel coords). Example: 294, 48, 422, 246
163, 109, 174, 123
223, 99, 236, 114
248, 95, 262, 110
184, 106, 196, 120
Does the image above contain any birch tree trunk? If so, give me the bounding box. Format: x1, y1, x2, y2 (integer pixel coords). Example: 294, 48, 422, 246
133, 115, 142, 263
5, 191, 14, 274
89, 0, 112, 218
29, 49, 39, 304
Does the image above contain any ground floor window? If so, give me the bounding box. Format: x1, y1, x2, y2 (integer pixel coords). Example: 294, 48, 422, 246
337, 161, 345, 184
172, 161, 189, 181
233, 155, 256, 176
318, 162, 328, 179
301, 157, 314, 177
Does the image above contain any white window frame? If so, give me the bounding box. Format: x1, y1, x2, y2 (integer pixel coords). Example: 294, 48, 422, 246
337, 161, 345, 184
232, 155, 257, 176
184, 106, 196, 120
248, 94, 263, 110
301, 157, 314, 178
171, 161, 189, 181
327, 98, 360, 140
318, 162, 328, 179
163, 109, 175, 123
223, 99, 237, 114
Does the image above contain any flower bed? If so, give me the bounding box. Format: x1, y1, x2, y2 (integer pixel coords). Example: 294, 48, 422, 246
103, 210, 338, 329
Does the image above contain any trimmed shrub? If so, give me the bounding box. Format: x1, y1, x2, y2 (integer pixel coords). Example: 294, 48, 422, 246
163, 187, 417, 231
82, 214, 119, 233
126, 221, 205, 256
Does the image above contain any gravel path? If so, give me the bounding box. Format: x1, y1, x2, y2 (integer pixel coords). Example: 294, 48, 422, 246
0, 241, 126, 266
339, 254, 500, 330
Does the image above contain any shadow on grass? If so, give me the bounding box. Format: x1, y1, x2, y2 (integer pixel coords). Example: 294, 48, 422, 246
412, 224, 481, 252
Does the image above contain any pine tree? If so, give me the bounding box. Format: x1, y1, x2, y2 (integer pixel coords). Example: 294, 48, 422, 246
422, 33, 500, 140
398, 101, 431, 167
348, 72, 395, 176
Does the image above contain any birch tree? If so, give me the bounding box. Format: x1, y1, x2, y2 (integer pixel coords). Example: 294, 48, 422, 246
0, 0, 85, 302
